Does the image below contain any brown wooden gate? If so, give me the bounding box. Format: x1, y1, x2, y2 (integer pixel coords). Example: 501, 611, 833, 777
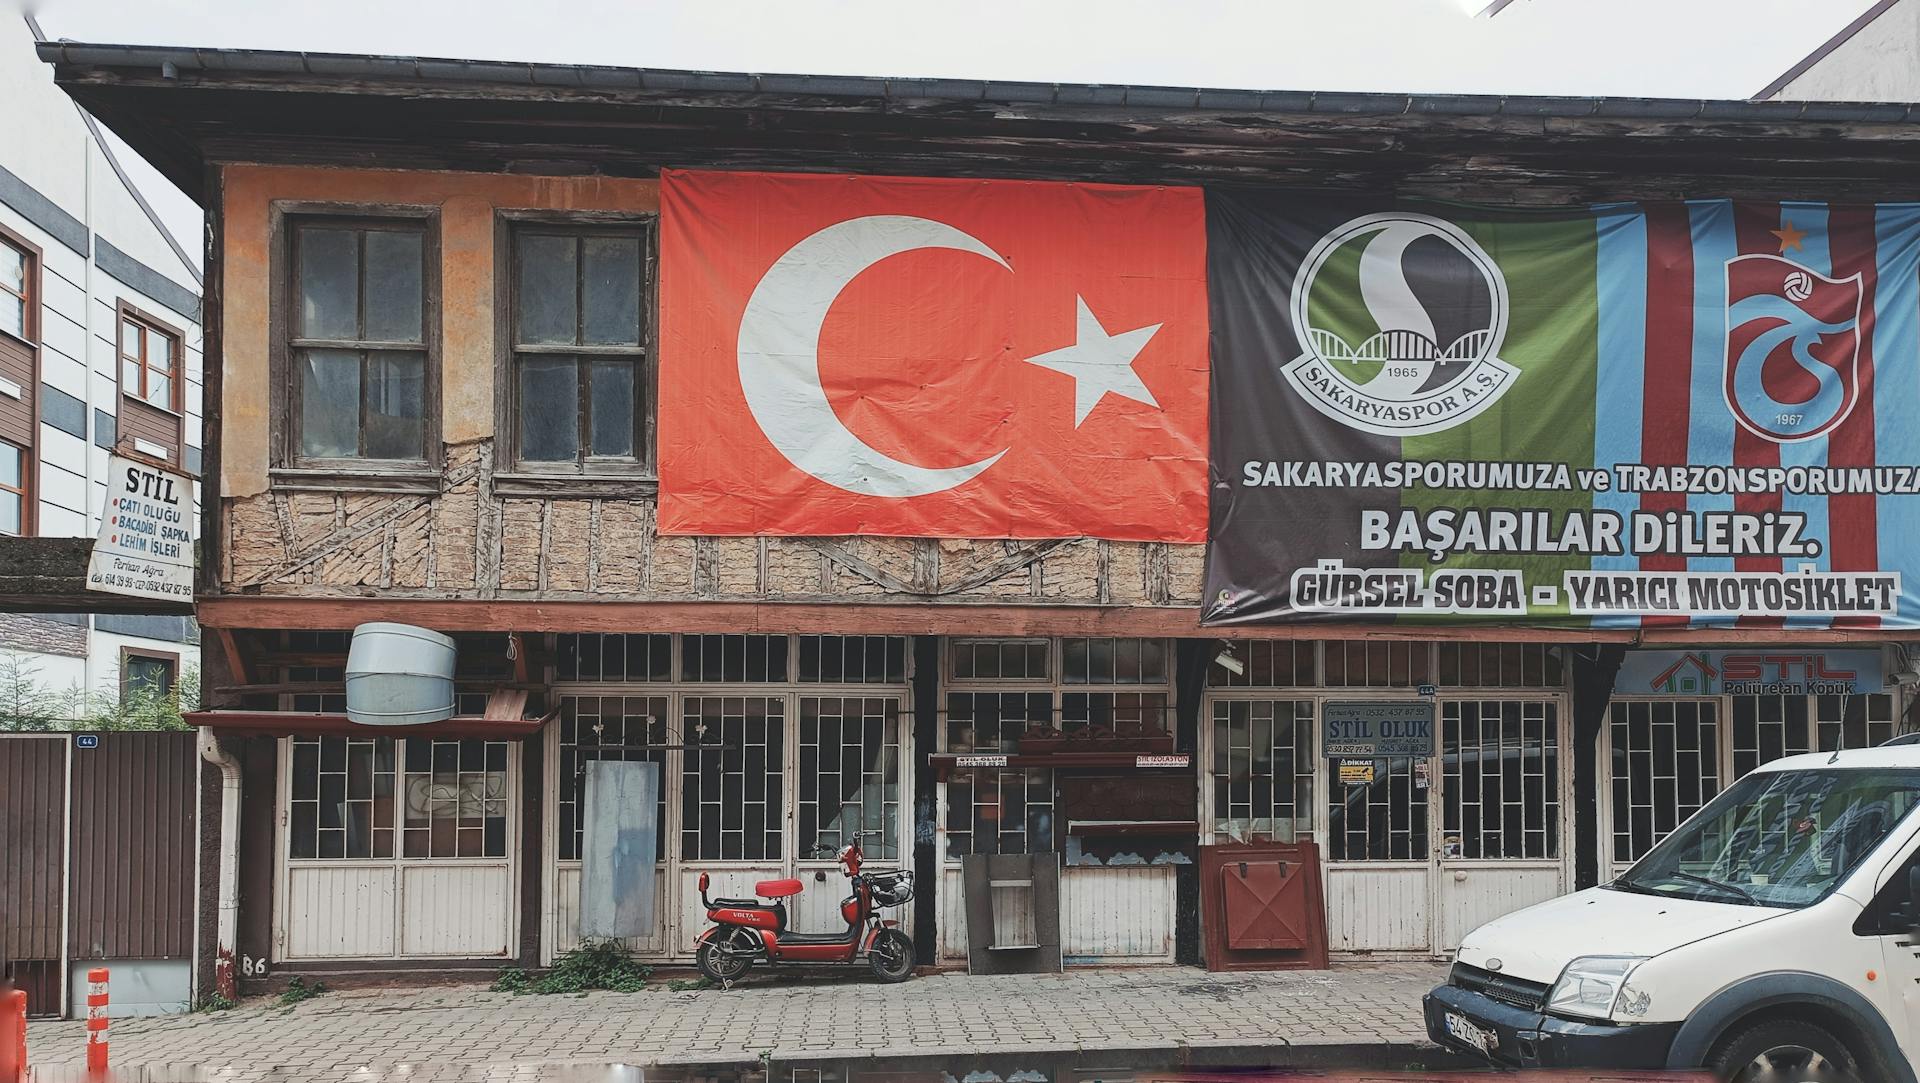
68, 732, 197, 963
0, 736, 66, 1016
1, 731, 199, 1017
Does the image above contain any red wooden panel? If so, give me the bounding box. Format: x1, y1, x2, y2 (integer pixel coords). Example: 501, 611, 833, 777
1198, 841, 1329, 971
1221, 859, 1308, 950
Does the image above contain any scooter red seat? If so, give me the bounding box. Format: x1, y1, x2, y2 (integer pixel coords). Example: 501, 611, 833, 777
756, 878, 804, 898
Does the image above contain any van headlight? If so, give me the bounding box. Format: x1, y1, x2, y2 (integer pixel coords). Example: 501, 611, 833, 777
1546, 956, 1646, 1020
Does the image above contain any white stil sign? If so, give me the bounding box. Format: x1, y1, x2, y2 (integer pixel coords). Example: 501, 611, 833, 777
87, 454, 194, 603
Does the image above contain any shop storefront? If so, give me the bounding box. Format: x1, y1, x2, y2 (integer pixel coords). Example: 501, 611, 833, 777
253, 635, 1913, 969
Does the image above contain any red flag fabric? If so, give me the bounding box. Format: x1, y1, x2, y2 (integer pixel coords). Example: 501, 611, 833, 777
657, 169, 1209, 541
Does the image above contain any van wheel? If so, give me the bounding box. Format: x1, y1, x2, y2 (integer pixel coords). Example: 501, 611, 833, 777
1708, 1019, 1861, 1083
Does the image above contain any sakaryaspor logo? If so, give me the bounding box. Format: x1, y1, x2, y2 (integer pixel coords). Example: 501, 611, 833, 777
1282, 212, 1519, 436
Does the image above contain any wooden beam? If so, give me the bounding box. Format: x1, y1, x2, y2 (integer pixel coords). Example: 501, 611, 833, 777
0, 537, 194, 616
214, 627, 253, 686
191, 594, 1917, 644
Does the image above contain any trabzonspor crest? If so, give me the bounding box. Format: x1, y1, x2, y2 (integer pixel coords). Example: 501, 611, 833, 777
1723, 254, 1864, 443
1281, 213, 1519, 436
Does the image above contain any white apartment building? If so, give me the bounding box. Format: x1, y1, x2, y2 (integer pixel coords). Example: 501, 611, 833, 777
0, 15, 203, 718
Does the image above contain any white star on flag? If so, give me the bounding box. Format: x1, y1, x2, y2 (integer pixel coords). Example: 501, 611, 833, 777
1023, 296, 1163, 426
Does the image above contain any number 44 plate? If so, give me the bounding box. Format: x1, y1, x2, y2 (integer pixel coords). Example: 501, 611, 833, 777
1445, 1011, 1499, 1055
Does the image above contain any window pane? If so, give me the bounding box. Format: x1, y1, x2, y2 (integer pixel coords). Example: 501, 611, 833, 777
0, 295, 20, 339
122, 355, 142, 395
0, 244, 21, 293
520, 355, 579, 462
362, 230, 424, 343
588, 359, 635, 458
299, 348, 360, 458
364, 351, 425, 460
517, 234, 577, 345
298, 228, 360, 339
153, 333, 174, 375
0, 491, 18, 536
147, 368, 172, 409
0, 443, 19, 488
581, 236, 641, 346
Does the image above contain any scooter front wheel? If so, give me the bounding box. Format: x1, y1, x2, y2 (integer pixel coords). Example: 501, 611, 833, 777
696, 927, 758, 985
868, 927, 914, 983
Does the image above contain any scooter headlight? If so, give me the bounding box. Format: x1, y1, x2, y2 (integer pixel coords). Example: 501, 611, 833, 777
1546, 956, 1647, 1020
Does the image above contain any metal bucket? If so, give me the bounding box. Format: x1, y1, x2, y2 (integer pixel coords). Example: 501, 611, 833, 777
344, 622, 456, 726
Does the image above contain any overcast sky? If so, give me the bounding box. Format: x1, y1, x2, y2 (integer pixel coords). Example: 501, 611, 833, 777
20, 0, 1882, 256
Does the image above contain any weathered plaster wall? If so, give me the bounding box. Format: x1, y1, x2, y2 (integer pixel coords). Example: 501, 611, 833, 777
217, 164, 1204, 608
219, 164, 663, 497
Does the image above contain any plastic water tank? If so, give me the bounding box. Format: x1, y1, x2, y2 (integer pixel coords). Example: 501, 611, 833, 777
345, 622, 457, 726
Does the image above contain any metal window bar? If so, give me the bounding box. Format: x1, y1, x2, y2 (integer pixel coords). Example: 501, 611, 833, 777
1324, 640, 1432, 688
1443, 700, 1558, 860
1610, 699, 1719, 864
1731, 694, 1811, 780
1815, 693, 1897, 753
1208, 641, 1317, 688
949, 637, 1051, 681
681, 696, 784, 861
556, 694, 671, 862
947, 768, 1055, 858
681, 634, 789, 683
797, 636, 908, 684
1210, 698, 1315, 843
1328, 754, 1426, 861
798, 696, 901, 860
401, 738, 509, 859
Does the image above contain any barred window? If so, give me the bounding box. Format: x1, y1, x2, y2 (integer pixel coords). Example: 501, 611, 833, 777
799, 696, 901, 859
1209, 641, 1316, 688
798, 636, 906, 684
681, 634, 788, 683
950, 638, 1049, 681
557, 633, 672, 682
556, 695, 669, 862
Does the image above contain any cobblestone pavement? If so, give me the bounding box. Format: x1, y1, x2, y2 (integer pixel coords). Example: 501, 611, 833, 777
25, 962, 1447, 1081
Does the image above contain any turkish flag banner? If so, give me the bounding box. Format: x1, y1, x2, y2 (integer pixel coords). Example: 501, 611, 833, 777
657, 169, 1209, 541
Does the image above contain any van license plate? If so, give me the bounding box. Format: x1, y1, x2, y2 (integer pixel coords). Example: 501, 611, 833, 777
1444, 1011, 1497, 1055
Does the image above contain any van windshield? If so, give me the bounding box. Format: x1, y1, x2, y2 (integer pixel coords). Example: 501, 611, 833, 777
1615, 767, 1920, 909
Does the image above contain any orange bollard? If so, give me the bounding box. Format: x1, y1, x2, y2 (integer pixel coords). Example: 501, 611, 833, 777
1, 988, 26, 1083
85, 967, 109, 1074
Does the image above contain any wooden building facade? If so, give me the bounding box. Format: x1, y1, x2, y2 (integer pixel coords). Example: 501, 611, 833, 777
38, 41, 1920, 987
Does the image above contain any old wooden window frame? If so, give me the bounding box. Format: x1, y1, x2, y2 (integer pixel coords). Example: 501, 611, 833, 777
268, 203, 442, 489
0, 221, 40, 536
118, 645, 180, 702
115, 301, 185, 414
493, 210, 657, 496
0, 223, 36, 347
0, 437, 28, 537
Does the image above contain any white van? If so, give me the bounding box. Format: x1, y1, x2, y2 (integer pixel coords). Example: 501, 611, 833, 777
1425, 743, 1920, 1082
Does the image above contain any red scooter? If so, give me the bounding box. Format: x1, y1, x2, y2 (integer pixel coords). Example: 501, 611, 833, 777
693, 842, 915, 984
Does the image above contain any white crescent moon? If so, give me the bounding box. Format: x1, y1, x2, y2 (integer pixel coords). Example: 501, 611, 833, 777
738, 214, 1011, 498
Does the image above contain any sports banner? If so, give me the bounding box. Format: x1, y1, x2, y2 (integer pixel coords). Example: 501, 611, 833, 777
1203, 192, 1920, 628
657, 169, 1210, 541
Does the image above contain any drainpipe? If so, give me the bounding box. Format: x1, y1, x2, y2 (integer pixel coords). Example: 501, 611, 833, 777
197, 726, 241, 1001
